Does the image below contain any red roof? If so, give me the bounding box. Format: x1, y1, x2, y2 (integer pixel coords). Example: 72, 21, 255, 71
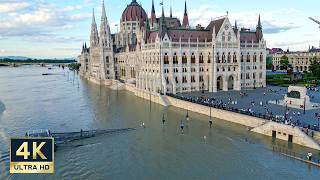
240, 31, 258, 42
122, 1, 147, 22
206, 18, 225, 36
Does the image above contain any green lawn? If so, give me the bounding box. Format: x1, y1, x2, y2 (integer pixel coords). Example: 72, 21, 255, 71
267, 73, 319, 87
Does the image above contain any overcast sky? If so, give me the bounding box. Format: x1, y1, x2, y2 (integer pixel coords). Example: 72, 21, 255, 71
0, 0, 319, 58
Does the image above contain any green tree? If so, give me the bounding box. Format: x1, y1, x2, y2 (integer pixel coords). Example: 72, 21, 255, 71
280, 55, 289, 70
309, 56, 320, 78
266, 56, 273, 70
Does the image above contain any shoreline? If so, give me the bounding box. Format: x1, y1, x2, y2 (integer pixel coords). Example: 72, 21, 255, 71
83, 76, 320, 151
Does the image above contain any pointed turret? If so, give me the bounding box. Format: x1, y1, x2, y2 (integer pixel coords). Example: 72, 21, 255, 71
170, 6, 172, 18
256, 14, 263, 40
235, 20, 238, 31
90, 8, 99, 47
160, 6, 167, 38
151, 0, 156, 29
182, 0, 189, 28
100, 1, 112, 48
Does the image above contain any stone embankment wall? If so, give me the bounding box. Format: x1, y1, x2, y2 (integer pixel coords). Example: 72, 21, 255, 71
163, 96, 320, 150
251, 122, 320, 150
82, 77, 320, 150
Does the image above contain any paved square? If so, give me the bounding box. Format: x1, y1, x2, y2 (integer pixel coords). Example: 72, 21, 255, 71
177, 85, 320, 129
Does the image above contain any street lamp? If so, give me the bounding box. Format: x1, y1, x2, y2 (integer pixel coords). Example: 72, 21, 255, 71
186, 110, 189, 121
315, 113, 320, 131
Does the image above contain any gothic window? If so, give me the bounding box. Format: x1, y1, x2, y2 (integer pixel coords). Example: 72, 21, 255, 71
222, 53, 226, 63
253, 73, 256, 79
199, 53, 204, 64
175, 76, 178, 83
227, 52, 231, 63
199, 75, 204, 82
246, 73, 250, 79
246, 53, 250, 63
182, 53, 187, 64
106, 56, 109, 63
173, 53, 178, 64
182, 76, 187, 83
164, 53, 169, 64
241, 53, 244, 62
208, 53, 211, 63
216, 52, 220, 63
165, 77, 169, 84
191, 53, 196, 64
253, 53, 257, 62
222, 32, 226, 42
233, 53, 237, 63
260, 53, 263, 63
228, 32, 231, 41
191, 76, 195, 83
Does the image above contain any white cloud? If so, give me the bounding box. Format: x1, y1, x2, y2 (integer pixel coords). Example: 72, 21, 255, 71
0, 49, 7, 53
62, 5, 83, 12
70, 13, 91, 21
0, 2, 30, 13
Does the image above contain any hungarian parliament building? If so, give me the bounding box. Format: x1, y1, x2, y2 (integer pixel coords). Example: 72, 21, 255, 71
79, 0, 266, 96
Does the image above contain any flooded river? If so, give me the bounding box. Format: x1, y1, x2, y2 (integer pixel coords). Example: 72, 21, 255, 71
0, 66, 319, 179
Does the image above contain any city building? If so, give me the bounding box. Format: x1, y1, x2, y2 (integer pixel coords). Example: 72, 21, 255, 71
79, 0, 267, 95
272, 46, 320, 72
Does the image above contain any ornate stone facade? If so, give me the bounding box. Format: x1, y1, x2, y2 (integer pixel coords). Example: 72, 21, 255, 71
79, 0, 266, 95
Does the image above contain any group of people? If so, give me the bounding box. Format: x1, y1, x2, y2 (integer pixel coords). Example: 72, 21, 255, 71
167, 89, 319, 133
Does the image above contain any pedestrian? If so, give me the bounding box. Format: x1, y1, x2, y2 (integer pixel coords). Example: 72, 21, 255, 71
209, 119, 213, 128
162, 115, 165, 125
180, 120, 184, 133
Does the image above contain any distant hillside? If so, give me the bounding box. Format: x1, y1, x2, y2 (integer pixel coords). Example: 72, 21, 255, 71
0, 56, 31, 60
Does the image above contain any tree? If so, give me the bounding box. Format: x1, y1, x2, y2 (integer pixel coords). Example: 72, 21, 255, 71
280, 55, 289, 70
309, 56, 320, 78
266, 56, 273, 70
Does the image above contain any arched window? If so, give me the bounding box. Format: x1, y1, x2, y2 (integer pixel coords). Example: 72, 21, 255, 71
260, 53, 263, 63
164, 53, 169, 64
241, 53, 244, 62
227, 52, 231, 63
106, 56, 109, 63
253, 53, 257, 62
216, 52, 220, 63
191, 53, 196, 64
228, 32, 231, 41
182, 53, 187, 64
222, 53, 226, 63
199, 53, 204, 63
233, 53, 237, 63
208, 53, 211, 63
222, 32, 225, 42
173, 53, 178, 64
246, 53, 250, 62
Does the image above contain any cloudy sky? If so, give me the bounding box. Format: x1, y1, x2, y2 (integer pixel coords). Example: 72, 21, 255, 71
0, 0, 319, 58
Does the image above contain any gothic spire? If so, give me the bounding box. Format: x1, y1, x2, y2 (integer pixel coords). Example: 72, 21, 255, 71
182, 0, 189, 27
256, 14, 263, 40
90, 8, 99, 47
257, 14, 262, 29
100, 0, 111, 48
170, 5, 172, 18
151, 0, 156, 28
234, 20, 238, 31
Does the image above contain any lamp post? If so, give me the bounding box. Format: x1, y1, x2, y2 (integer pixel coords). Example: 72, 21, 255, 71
186, 110, 189, 121
315, 113, 320, 131
304, 97, 306, 115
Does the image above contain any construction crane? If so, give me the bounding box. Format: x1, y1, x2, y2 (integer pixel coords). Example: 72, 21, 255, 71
309, 17, 320, 28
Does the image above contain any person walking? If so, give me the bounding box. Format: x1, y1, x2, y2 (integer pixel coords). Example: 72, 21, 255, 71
180, 120, 184, 133
209, 118, 213, 128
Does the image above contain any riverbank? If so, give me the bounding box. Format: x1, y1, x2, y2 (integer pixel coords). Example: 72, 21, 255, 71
85, 76, 320, 150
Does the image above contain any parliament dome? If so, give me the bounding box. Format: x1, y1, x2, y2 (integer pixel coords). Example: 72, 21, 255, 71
121, 0, 147, 22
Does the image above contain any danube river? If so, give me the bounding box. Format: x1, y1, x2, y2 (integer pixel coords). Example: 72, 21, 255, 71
0, 66, 319, 179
